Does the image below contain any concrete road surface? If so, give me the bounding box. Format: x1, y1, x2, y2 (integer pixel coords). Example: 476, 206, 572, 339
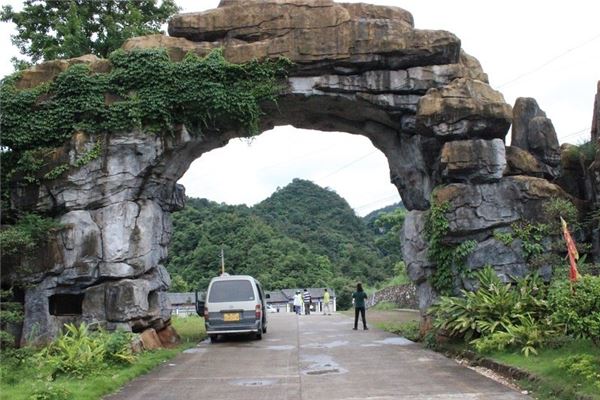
105, 312, 530, 400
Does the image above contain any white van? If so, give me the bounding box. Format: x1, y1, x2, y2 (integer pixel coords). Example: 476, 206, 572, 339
196, 274, 269, 343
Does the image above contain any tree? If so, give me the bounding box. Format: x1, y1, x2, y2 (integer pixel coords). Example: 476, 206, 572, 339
1, 0, 179, 68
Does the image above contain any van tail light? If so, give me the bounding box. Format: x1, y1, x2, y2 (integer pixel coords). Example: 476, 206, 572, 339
255, 304, 262, 319
204, 307, 209, 321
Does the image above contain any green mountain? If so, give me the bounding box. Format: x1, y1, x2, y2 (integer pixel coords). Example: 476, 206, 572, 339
363, 202, 405, 226
165, 179, 404, 308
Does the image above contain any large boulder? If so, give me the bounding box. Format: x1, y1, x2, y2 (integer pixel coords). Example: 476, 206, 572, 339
434, 176, 568, 236
511, 98, 561, 176
440, 138, 506, 183
415, 78, 512, 140
504, 146, 545, 178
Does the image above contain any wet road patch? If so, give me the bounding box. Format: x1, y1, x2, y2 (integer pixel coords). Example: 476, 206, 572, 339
229, 379, 278, 387
374, 337, 414, 346
302, 340, 349, 349
300, 354, 347, 376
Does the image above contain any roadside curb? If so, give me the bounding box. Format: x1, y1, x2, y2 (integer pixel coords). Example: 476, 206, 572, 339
437, 345, 596, 400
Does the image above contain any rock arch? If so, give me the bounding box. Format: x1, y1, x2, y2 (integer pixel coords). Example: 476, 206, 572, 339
5, 0, 569, 344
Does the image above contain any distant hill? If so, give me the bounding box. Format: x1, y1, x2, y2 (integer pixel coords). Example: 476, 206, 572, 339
165, 179, 404, 308
363, 202, 405, 226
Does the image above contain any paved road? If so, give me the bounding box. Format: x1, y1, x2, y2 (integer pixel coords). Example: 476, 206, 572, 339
105, 313, 530, 400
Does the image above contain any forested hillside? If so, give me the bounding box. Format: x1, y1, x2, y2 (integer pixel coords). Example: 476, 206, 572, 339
166, 179, 404, 307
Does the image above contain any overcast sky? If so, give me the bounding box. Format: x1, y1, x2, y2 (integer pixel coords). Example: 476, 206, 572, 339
1, 0, 599, 215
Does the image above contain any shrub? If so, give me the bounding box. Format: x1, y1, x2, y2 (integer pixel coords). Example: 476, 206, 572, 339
0, 289, 23, 348
37, 323, 140, 378
557, 354, 600, 390
102, 329, 137, 365
430, 267, 553, 355
471, 314, 555, 357
37, 323, 106, 378
548, 275, 600, 344
30, 383, 71, 400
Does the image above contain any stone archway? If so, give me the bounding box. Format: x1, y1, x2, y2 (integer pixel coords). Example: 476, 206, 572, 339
6, 0, 568, 344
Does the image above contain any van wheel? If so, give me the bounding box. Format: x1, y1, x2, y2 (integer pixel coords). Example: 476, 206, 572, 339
255, 331, 262, 340
209, 334, 218, 343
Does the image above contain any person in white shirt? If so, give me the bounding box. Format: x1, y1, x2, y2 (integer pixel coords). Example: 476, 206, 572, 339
293, 290, 303, 315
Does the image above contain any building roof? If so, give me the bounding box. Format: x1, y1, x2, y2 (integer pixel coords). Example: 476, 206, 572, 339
167, 292, 196, 305
266, 290, 289, 303
270, 288, 335, 303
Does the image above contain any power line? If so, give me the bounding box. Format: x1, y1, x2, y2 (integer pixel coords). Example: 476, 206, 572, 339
314, 150, 378, 182
560, 126, 590, 140
498, 32, 600, 89
354, 194, 400, 211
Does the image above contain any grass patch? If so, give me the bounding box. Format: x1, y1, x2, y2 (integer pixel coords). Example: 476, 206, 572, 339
370, 301, 398, 311
0, 318, 206, 400
375, 320, 420, 341
171, 315, 206, 344
487, 339, 600, 400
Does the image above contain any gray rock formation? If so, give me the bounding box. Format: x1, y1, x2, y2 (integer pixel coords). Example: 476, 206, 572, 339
440, 139, 506, 183
511, 97, 561, 178
4, 0, 580, 340
592, 81, 600, 143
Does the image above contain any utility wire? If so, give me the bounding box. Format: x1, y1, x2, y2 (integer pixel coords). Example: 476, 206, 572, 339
498, 32, 600, 89
354, 194, 400, 211
314, 150, 378, 182
560, 127, 590, 141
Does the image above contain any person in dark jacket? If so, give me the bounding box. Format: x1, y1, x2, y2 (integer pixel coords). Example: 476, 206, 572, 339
352, 283, 368, 330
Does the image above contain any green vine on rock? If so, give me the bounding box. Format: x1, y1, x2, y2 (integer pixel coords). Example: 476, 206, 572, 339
0, 48, 292, 220
424, 201, 477, 296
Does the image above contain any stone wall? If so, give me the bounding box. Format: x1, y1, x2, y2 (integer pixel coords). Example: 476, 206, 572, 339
367, 284, 418, 310
3, 0, 585, 342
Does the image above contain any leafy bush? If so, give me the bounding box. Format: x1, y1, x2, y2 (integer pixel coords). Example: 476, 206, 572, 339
557, 354, 600, 390
102, 329, 137, 365
471, 314, 555, 357
0, 214, 58, 256
542, 198, 579, 233
0, 289, 23, 348
548, 275, 600, 343
37, 323, 106, 378
430, 267, 553, 355
36, 323, 139, 378
30, 383, 71, 400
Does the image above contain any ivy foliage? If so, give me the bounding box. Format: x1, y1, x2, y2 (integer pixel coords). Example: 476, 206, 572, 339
0, 48, 291, 220
1, 48, 292, 154
424, 201, 476, 295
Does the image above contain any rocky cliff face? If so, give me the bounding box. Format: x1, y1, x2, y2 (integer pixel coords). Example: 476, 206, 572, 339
5, 0, 583, 342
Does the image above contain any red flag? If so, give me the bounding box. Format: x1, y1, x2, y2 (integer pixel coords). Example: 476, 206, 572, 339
561, 217, 580, 282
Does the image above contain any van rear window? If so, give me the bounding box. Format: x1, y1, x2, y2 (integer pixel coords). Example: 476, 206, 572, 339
208, 280, 255, 302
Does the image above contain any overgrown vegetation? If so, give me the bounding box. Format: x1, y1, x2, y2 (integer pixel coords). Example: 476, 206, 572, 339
430, 266, 600, 355
424, 201, 476, 295
0, 318, 206, 400
0, 48, 292, 221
